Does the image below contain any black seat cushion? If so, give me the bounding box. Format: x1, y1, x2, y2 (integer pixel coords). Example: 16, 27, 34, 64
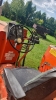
4, 67, 41, 86
3, 67, 41, 99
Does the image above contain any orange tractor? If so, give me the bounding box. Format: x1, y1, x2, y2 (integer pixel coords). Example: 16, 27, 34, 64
0, 20, 56, 100
0, 1, 56, 100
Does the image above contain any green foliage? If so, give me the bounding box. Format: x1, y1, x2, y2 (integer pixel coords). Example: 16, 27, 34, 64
2, 1, 10, 18
34, 11, 41, 20
48, 17, 54, 24
45, 17, 55, 36
10, 0, 24, 12
54, 30, 56, 39
25, 1, 36, 26
10, 0, 25, 22
41, 12, 46, 25
2, 0, 56, 37
34, 18, 43, 25
38, 19, 44, 25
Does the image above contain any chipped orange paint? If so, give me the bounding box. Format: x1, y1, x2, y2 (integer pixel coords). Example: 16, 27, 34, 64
39, 45, 56, 72
0, 64, 16, 100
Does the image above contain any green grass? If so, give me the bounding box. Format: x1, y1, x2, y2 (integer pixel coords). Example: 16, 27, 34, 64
24, 35, 56, 69
0, 16, 12, 22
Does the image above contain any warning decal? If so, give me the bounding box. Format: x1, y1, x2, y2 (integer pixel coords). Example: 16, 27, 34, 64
5, 51, 15, 60
49, 48, 56, 57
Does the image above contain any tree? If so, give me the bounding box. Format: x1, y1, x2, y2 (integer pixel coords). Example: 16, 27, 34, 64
1, 0, 56, 37
48, 17, 54, 24
25, 0, 36, 26
2, 1, 10, 18
34, 11, 41, 20
45, 17, 55, 36
33, 18, 43, 25
38, 19, 44, 25
41, 12, 46, 26
10, 0, 25, 22
54, 30, 56, 39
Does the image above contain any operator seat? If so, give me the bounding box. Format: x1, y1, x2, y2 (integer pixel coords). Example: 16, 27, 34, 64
3, 67, 56, 99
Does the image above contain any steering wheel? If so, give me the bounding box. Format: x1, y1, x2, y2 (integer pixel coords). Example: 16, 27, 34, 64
8, 24, 35, 53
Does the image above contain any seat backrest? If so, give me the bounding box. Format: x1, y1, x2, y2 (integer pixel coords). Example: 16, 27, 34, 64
3, 68, 25, 99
